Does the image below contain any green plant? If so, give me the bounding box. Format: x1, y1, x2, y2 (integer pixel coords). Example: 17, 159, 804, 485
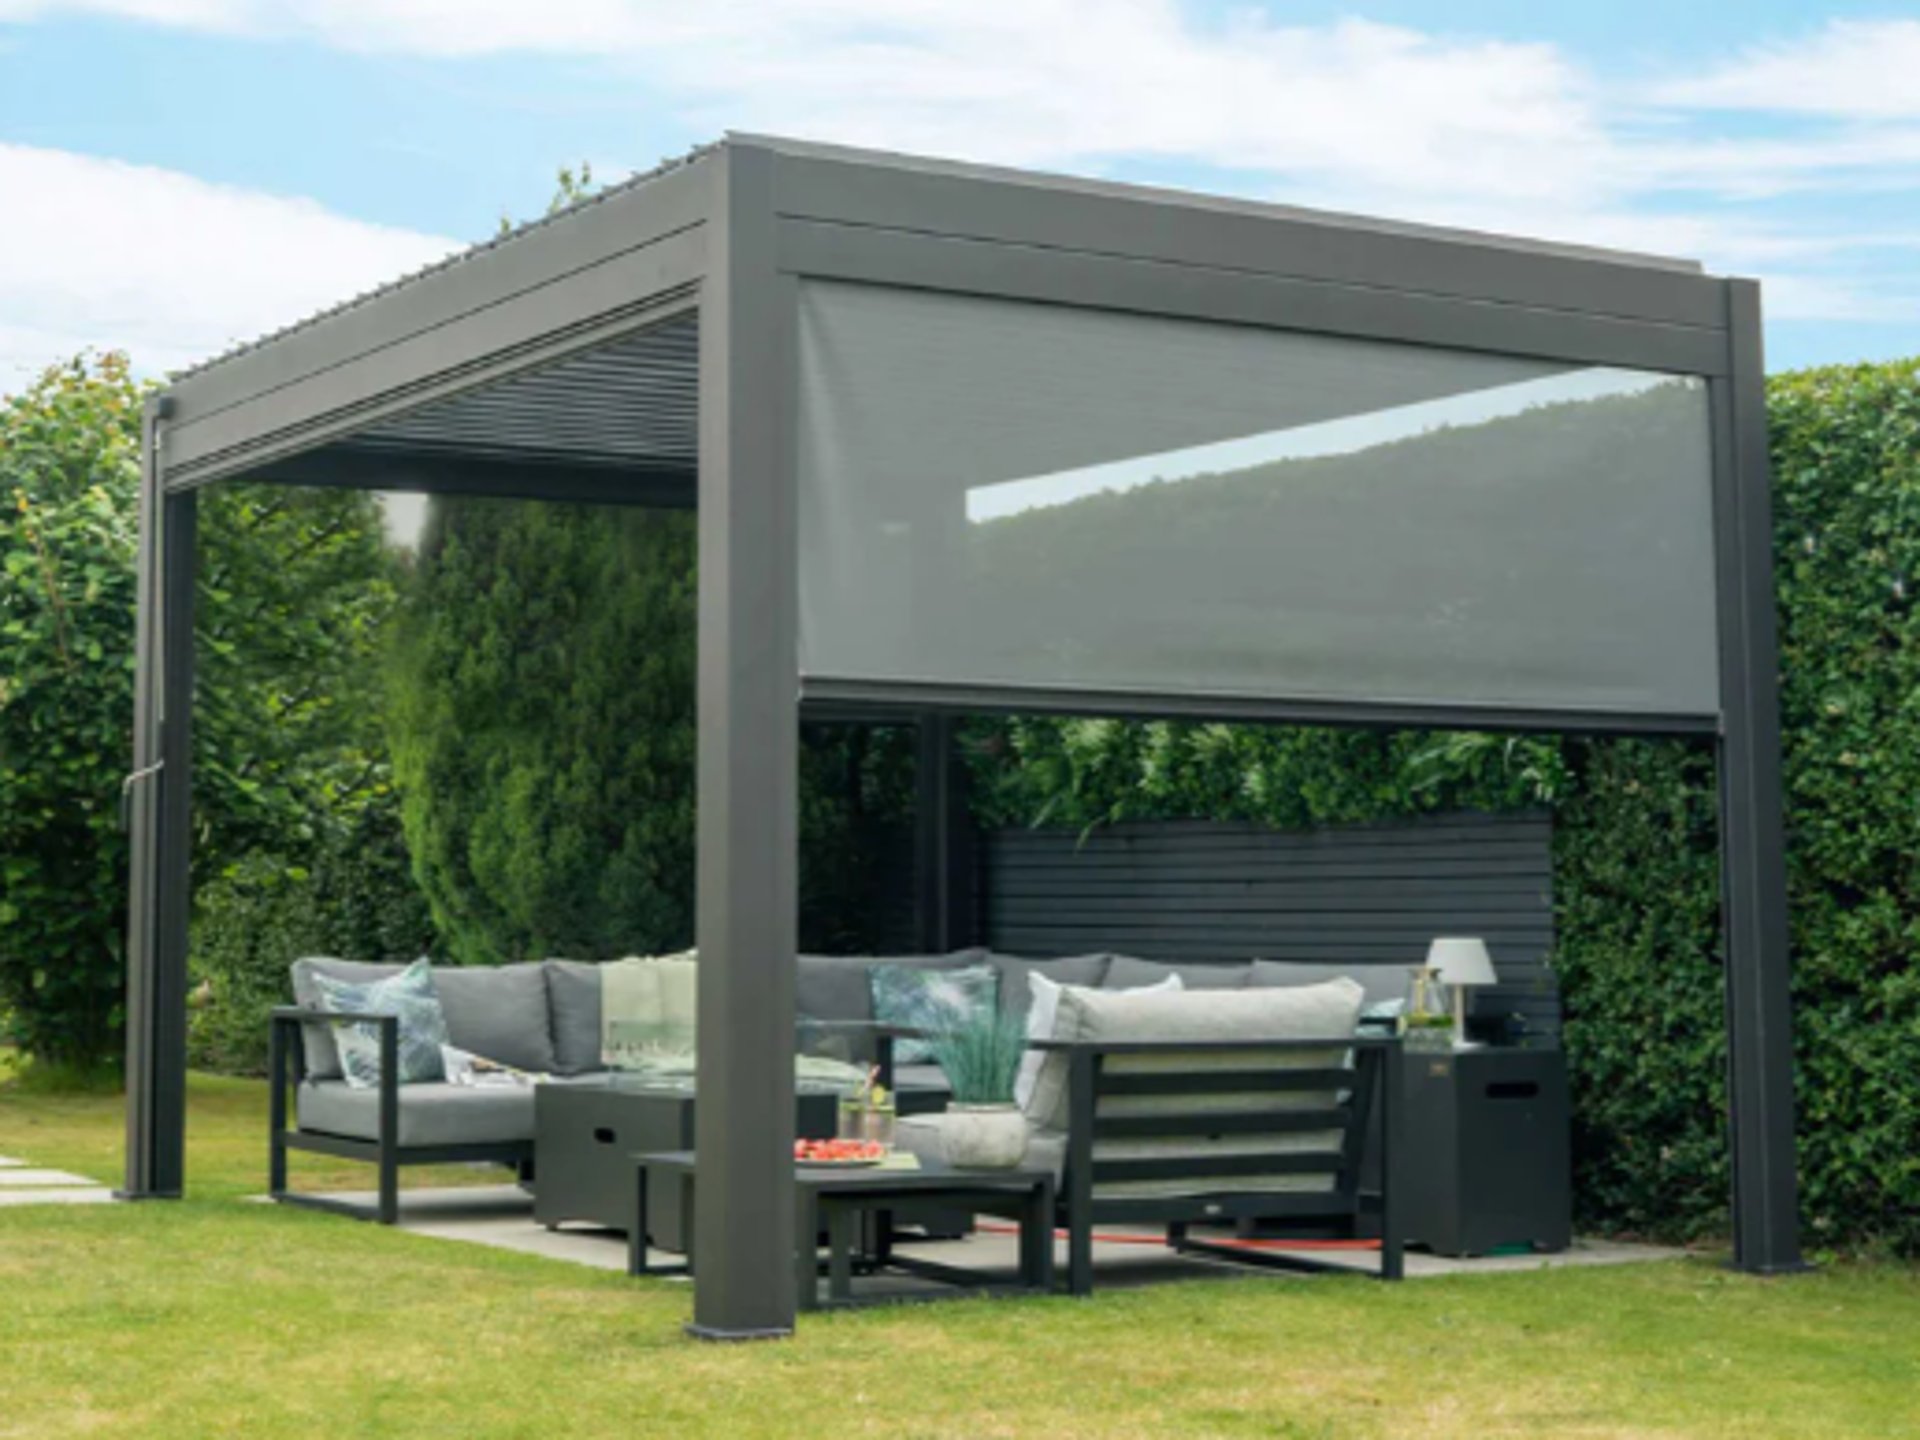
928, 1008, 1027, 1105
0, 356, 410, 1069
188, 790, 434, 1075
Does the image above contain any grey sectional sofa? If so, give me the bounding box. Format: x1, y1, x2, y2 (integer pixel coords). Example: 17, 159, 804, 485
273, 950, 1409, 1222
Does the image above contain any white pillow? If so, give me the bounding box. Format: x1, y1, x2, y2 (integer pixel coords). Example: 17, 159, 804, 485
1014, 971, 1181, 1110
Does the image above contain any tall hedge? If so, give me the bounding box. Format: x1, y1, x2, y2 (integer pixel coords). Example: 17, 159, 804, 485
384, 497, 918, 967
1, 358, 408, 1068
968, 358, 1920, 1255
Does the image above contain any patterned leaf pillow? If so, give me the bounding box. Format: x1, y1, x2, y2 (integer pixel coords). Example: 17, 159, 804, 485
869, 963, 1000, 1064
312, 958, 450, 1089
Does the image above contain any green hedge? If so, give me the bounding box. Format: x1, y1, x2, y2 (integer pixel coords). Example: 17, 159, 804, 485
968, 358, 1920, 1256
188, 791, 435, 1076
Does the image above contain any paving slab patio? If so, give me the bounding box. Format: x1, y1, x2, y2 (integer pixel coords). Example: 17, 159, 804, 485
281, 1185, 1681, 1293
0, 1168, 102, 1188
0, 1187, 118, 1207
0, 1156, 115, 1206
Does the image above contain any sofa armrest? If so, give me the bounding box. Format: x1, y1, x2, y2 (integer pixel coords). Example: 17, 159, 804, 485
268, 1008, 400, 1145
1029, 1035, 1394, 1055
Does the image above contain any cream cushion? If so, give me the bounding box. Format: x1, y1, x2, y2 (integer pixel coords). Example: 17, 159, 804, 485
1014, 971, 1180, 1111
1022, 978, 1366, 1198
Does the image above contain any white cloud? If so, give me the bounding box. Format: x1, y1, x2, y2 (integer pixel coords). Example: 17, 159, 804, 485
0, 143, 456, 391
2, 2, 1919, 347
1653, 19, 1920, 119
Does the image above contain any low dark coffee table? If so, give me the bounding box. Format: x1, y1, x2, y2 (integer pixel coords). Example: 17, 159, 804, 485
629, 1151, 1055, 1310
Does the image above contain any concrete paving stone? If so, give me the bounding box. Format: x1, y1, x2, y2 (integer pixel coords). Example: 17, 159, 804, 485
0, 1168, 100, 1188
0, 1188, 115, 1207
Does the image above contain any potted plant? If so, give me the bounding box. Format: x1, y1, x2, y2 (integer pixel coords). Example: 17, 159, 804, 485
925, 1009, 1029, 1169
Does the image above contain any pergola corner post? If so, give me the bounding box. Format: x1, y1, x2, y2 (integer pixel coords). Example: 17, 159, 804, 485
1713, 277, 1804, 1274
121, 404, 195, 1200
690, 142, 804, 1337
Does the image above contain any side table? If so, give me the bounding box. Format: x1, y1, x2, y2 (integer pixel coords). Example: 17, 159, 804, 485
1396, 1045, 1571, 1256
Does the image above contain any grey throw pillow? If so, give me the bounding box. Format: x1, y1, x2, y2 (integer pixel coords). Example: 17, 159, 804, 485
544, 960, 604, 1076
311, 958, 449, 1090
869, 962, 1000, 1064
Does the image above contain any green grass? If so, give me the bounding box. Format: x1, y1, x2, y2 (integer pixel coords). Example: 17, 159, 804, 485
3, 1056, 1917, 1439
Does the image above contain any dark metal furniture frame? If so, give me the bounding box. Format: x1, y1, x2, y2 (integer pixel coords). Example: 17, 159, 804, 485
266, 1007, 533, 1225
1037, 1035, 1404, 1296
123, 135, 1803, 1339
631, 1151, 1054, 1310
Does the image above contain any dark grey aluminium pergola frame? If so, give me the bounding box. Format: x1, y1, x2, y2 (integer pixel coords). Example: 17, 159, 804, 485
120, 134, 1802, 1338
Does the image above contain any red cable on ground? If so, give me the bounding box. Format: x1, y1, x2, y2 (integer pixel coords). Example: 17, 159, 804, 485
973, 1221, 1379, 1251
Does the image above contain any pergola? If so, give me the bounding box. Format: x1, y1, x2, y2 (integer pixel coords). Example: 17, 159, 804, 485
121, 134, 1802, 1337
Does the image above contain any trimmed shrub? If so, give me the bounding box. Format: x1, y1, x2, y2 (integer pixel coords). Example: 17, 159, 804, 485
188, 791, 434, 1076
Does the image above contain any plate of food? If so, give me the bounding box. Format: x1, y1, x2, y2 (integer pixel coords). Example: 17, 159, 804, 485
793, 1138, 887, 1168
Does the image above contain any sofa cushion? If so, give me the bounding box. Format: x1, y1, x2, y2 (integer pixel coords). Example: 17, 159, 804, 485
989, 952, 1111, 1020
544, 960, 604, 1076
311, 958, 450, 1089
795, 949, 987, 1026
296, 1080, 535, 1147
1249, 959, 1406, 1010
1016, 970, 1180, 1110
290, 957, 404, 1080
1103, 955, 1251, 990
870, 962, 999, 1063
430, 963, 557, 1075
1024, 977, 1365, 1132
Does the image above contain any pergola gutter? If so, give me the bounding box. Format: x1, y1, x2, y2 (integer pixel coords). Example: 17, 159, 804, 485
120, 134, 1805, 1337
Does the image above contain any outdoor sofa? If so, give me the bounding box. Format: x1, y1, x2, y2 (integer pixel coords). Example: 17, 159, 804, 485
271, 950, 1408, 1226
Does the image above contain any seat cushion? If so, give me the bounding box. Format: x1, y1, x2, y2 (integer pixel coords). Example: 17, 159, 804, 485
1104, 955, 1251, 990
431, 963, 557, 1075
296, 1080, 535, 1148
1248, 960, 1406, 1010
543, 960, 604, 1076
290, 957, 404, 1080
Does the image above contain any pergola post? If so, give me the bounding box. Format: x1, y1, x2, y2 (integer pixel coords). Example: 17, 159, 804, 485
122, 407, 195, 1201
1713, 278, 1803, 1273
690, 144, 802, 1337
915, 713, 977, 952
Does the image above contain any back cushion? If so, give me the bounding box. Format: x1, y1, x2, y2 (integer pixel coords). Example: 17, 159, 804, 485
1104, 955, 1251, 990
431, 963, 557, 1075
1249, 959, 1407, 1011
795, 949, 987, 1026
544, 960, 604, 1076
290, 957, 404, 1079
991, 952, 1111, 1020
1024, 978, 1365, 1132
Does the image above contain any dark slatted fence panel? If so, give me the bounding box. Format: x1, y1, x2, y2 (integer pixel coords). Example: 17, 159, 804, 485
980, 810, 1558, 1039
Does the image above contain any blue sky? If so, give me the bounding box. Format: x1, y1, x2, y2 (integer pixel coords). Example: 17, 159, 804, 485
2, 1, 1918, 389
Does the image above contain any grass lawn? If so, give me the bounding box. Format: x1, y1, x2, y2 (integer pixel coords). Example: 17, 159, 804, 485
3, 1056, 1916, 1440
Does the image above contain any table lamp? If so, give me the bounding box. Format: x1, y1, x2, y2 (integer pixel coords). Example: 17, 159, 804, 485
1426, 937, 1497, 1049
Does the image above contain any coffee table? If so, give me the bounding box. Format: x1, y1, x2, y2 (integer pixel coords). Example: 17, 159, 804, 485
629, 1151, 1055, 1310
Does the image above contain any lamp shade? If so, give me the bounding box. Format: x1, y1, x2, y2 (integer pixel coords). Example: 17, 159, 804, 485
1426, 937, 1497, 987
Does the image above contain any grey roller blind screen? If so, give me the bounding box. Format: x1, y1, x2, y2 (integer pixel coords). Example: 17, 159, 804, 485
795, 280, 1720, 718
